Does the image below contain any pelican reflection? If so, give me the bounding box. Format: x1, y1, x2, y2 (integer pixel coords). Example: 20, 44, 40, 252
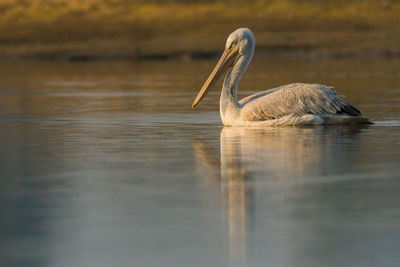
193, 132, 251, 267
192, 126, 362, 266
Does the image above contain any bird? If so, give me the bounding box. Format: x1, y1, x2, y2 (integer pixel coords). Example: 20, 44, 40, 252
191, 28, 371, 126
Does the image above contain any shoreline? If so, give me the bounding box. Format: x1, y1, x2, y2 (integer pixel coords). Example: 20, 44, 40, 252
1, 1, 399, 62
1, 44, 399, 62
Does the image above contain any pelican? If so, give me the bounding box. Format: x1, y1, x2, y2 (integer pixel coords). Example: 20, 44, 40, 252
192, 28, 371, 126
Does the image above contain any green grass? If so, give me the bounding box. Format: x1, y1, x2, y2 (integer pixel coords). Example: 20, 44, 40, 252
1, 0, 399, 59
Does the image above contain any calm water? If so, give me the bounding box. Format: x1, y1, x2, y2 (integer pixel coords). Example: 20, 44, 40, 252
1, 58, 400, 267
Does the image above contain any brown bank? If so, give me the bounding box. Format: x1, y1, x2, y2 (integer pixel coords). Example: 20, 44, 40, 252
1, 0, 399, 60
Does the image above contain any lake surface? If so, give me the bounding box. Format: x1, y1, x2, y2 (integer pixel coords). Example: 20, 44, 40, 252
1, 58, 400, 267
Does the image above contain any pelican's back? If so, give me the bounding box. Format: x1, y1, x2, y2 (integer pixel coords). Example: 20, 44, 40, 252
240, 83, 361, 121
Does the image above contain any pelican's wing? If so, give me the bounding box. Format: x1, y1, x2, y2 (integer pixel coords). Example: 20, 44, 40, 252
240, 83, 361, 121
239, 86, 283, 106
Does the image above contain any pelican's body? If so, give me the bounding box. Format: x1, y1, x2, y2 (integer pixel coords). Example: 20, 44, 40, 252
192, 28, 371, 126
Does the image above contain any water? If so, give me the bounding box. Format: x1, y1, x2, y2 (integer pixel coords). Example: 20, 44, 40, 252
1, 58, 400, 267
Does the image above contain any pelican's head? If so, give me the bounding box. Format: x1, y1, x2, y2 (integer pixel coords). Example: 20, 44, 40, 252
192, 28, 255, 109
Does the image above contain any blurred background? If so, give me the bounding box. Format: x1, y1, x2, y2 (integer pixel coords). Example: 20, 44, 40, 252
1, 0, 399, 60
2, 1, 400, 267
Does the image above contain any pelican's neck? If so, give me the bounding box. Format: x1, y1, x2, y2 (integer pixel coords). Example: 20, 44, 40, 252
220, 51, 253, 125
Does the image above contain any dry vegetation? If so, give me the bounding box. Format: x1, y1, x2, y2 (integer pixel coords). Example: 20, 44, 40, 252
1, 0, 399, 60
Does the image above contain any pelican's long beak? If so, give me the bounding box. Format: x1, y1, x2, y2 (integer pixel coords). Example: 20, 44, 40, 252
192, 46, 239, 109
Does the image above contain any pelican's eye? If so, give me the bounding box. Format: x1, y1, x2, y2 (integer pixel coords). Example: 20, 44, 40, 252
229, 42, 235, 49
